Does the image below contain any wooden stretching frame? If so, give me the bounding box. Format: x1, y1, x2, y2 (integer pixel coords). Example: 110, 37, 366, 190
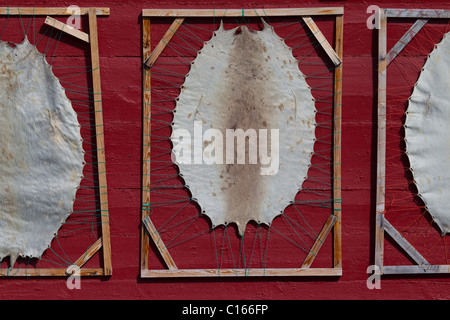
376, 8, 450, 275
141, 7, 343, 278
0, 7, 112, 277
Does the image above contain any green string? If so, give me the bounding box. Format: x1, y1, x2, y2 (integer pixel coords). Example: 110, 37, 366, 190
17, 7, 25, 38
50, 28, 64, 65
0, 8, 9, 40
43, 17, 57, 55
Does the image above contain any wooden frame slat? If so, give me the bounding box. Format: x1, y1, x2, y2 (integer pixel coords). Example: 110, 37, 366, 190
141, 267, 342, 278
375, 7, 450, 275
88, 8, 112, 277
0, 268, 104, 277
144, 18, 184, 67
383, 219, 429, 266
0, 7, 109, 16
143, 8, 344, 17
302, 16, 342, 66
141, 16, 152, 273
386, 8, 450, 18
66, 238, 103, 274
386, 19, 428, 66
0, 7, 111, 277
301, 214, 337, 268
383, 265, 450, 274
141, 8, 343, 278
44, 16, 90, 43
142, 216, 177, 270
333, 14, 344, 269
375, 7, 387, 272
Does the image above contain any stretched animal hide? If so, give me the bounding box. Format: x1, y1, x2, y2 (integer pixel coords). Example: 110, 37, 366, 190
405, 32, 450, 235
0, 38, 84, 265
171, 21, 316, 235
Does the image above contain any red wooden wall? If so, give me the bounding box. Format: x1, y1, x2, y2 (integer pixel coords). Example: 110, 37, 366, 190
1, 0, 450, 301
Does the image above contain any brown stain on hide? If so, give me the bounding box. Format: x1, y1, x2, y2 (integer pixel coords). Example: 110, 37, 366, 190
215, 27, 278, 235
